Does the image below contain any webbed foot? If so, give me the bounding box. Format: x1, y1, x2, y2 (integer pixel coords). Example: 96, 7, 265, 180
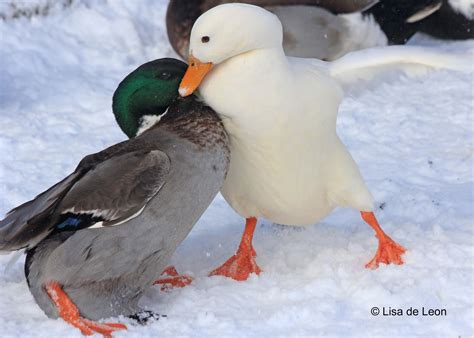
44, 281, 127, 338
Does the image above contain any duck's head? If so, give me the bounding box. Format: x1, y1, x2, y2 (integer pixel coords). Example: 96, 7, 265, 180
179, 4, 283, 97
113, 58, 187, 138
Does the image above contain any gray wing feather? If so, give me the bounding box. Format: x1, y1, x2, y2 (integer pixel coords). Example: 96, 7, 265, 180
58, 150, 170, 226
0, 149, 170, 251
0, 173, 80, 251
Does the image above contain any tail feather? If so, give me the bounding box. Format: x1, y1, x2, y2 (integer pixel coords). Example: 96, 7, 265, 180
0, 172, 79, 251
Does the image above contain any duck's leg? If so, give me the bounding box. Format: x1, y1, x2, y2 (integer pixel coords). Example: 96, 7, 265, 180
153, 266, 193, 291
361, 211, 406, 269
44, 281, 127, 338
209, 217, 262, 281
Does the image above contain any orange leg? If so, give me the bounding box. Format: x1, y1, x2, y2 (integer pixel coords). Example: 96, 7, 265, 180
153, 266, 193, 291
361, 211, 406, 269
209, 217, 262, 281
44, 281, 127, 338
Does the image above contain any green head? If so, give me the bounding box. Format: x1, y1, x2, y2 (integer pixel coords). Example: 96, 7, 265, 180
112, 58, 187, 138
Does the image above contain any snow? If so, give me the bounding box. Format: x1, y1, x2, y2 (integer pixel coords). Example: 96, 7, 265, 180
0, 0, 473, 337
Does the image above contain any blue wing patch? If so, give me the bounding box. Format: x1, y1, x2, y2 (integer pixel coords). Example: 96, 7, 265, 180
54, 213, 103, 232
56, 217, 82, 229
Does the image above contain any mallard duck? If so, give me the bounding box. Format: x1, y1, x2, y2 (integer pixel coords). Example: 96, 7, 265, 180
0, 58, 229, 336
166, 0, 444, 61
177, 4, 470, 281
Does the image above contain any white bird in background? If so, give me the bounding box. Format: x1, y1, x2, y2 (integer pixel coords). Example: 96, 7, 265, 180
178, 3, 471, 281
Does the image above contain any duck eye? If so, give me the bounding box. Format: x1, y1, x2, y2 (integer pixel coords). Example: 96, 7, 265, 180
158, 71, 171, 80
201, 36, 210, 43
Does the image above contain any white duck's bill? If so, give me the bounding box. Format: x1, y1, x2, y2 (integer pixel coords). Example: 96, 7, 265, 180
179, 55, 213, 97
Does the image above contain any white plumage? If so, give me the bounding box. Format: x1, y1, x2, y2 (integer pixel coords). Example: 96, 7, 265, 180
186, 3, 470, 226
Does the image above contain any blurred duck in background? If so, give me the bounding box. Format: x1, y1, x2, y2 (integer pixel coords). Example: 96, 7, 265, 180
418, 0, 474, 39
167, 0, 473, 61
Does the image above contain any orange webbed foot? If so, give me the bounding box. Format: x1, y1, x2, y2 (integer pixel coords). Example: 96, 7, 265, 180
365, 236, 406, 269
44, 281, 127, 338
154, 266, 193, 291
209, 247, 262, 281
361, 211, 406, 269
209, 217, 262, 281
80, 319, 127, 338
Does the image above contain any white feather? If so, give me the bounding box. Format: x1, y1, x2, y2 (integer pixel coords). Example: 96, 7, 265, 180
406, 2, 442, 23
136, 112, 166, 136
110, 205, 146, 226
62, 207, 117, 220
64, 205, 146, 229
449, 0, 474, 19
327, 45, 474, 91
338, 13, 388, 58
88, 221, 104, 229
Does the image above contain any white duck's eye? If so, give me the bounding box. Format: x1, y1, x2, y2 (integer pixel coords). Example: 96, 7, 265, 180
201, 36, 210, 43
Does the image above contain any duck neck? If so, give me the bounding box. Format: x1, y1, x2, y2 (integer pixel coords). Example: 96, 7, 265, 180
199, 47, 289, 136
155, 96, 228, 149
244, 47, 288, 65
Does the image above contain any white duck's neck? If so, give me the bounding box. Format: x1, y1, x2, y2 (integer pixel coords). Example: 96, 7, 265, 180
225, 46, 289, 75
199, 47, 291, 137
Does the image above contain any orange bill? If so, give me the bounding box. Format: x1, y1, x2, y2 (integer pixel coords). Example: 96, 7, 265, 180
179, 55, 213, 97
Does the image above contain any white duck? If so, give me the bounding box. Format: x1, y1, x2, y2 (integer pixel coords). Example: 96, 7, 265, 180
178, 3, 470, 281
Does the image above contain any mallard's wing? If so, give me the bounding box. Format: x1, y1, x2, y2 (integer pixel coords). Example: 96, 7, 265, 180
0, 147, 170, 251
0, 173, 81, 251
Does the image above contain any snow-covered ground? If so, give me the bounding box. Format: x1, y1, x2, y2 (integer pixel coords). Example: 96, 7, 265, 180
0, 1, 473, 337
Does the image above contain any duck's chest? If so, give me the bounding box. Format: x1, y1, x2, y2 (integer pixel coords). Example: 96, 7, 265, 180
219, 127, 337, 225
199, 52, 341, 224
144, 136, 229, 231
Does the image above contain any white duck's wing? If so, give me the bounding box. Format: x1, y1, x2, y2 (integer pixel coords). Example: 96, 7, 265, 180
322, 45, 473, 91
